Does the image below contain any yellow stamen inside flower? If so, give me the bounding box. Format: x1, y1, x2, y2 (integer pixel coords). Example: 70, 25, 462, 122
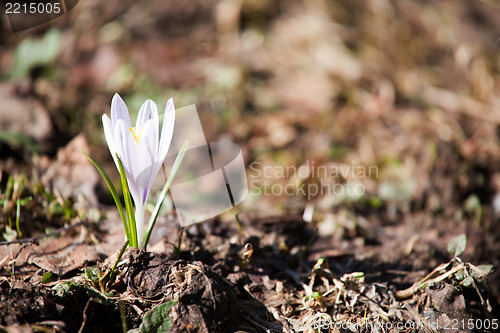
129, 127, 141, 145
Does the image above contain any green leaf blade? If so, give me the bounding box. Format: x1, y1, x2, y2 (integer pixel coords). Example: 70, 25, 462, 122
471, 264, 494, 280
447, 234, 467, 258
116, 155, 138, 247
137, 299, 178, 333
142, 141, 189, 249
82, 150, 130, 240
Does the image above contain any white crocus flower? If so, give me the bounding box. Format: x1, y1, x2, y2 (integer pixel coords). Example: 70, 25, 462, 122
102, 93, 175, 246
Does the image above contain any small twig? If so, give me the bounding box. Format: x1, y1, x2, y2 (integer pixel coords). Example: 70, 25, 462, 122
0, 255, 10, 267
396, 261, 463, 300
77, 297, 93, 333
0, 243, 29, 268
0, 219, 85, 246
463, 263, 492, 313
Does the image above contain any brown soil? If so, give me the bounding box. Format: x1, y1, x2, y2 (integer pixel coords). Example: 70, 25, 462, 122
1, 0, 500, 332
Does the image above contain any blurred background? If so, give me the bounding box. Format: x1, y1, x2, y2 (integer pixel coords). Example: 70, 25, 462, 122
1, 0, 500, 300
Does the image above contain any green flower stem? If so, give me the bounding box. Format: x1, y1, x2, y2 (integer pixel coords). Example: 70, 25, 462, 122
135, 203, 145, 249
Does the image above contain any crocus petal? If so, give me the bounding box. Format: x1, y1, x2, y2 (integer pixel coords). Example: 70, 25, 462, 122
125, 133, 142, 206
114, 119, 140, 204
136, 99, 158, 134
158, 98, 175, 162
136, 119, 157, 204
111, 94, 132, 128
102, 114, 118, 169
